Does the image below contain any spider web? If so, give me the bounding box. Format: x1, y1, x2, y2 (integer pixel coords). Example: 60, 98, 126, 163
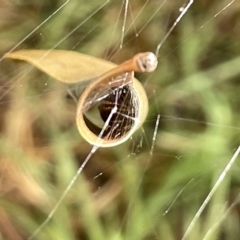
0, 0, 240, 240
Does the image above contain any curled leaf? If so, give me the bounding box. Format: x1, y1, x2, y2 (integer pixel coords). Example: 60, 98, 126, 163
5, 50, 158, 147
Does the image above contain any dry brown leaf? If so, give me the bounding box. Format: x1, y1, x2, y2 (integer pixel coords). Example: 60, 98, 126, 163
4, 50, 117, 83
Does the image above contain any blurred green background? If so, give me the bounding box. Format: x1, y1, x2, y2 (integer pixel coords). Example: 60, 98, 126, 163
1, 0, 240, 239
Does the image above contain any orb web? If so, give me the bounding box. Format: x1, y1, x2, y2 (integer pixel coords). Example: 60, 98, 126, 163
0, 1, 239, 240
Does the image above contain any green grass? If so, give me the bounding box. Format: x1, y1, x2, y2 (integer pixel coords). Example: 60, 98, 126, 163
1, 0, 240, 240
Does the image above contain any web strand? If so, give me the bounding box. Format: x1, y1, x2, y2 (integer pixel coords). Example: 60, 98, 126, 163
182, 146, 240, 240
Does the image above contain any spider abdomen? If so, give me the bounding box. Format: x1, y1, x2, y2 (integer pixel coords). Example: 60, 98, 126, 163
98, 86, 136, 138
